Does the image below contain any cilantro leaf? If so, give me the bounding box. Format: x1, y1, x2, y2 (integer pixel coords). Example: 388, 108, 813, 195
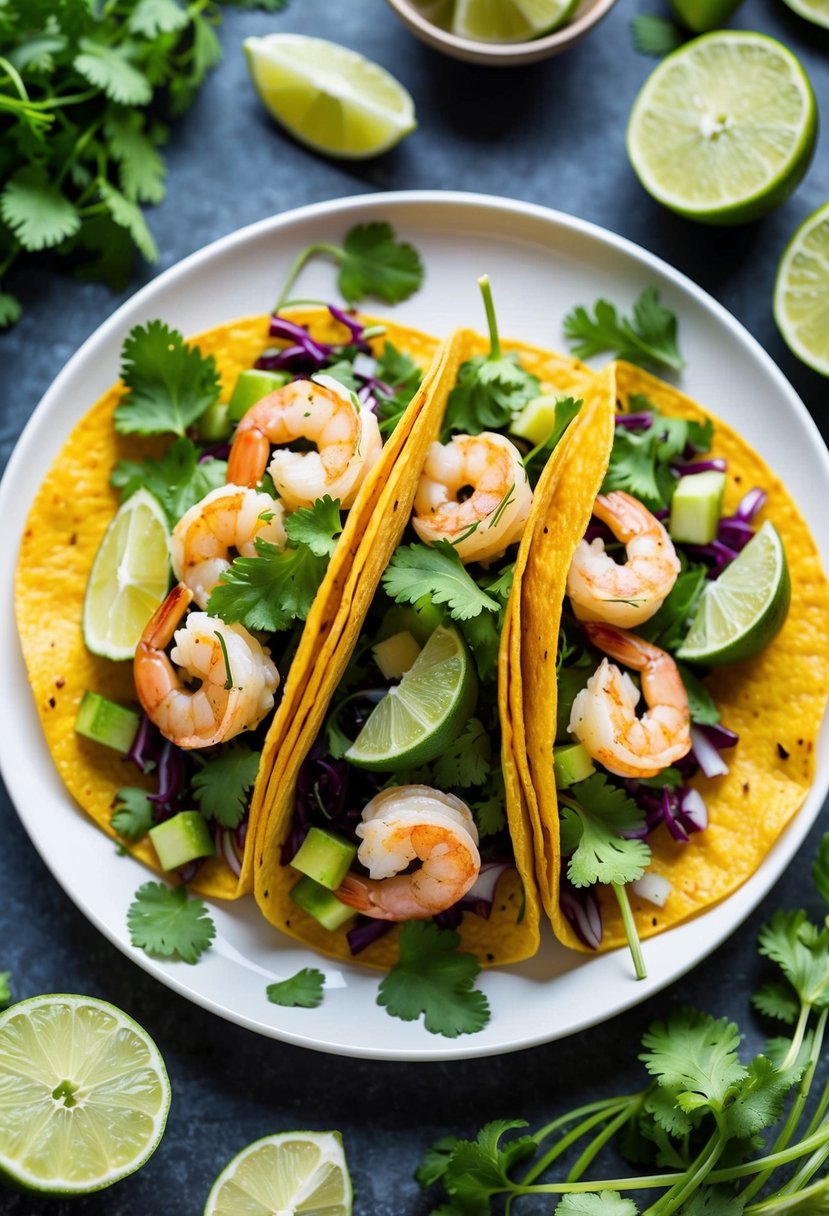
103, 112, 167, 204
383, 542, 500, 621
98, 179, 158, 262
639, 565, 707, 653
522, 397, 582, 487
191, 745, 261, 828
127, 881, 216, 964
111, 438, 227, 528
0, 972, 11, 1011
1, 165, 81, 251
630, 14, 684, 57
111, 787, 154, 841
432, 719, 491, 789
640, 1008, 746, 1117
812, 831, 829, 909
723, 1055, 795, 1140
758, 909, 829, 1009
560, 775, 650, 888
752, 981, 800, 1025
284, 495, 343, 557
374, 342, 424, 435
563, 288, 684, 373
378, 921, 490, 1037
471, 772, 507, 837
555, 1194, 639, 1214
115, 321, 220, 436
128, 0, 190, 38
266, 967, 325, 1009
338, 222, 424, 304
602, 406, 711, 511
73, 38, 153, 105
440, 1121, 537, 1211
0, 292, 22, 329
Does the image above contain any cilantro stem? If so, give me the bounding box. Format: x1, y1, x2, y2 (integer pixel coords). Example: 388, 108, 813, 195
274, 242, 343, 311
613, 882, 647, 980
477, 274, 501, 359
643, 1124, 728, 1216
565, 1097, 643, 1183
747, 1175, 829, 1213
519, 1095, 640, 1185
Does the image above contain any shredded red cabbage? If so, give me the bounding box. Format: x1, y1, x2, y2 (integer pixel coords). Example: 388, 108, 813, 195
615, 412, 653, 430
560, 879, 602, 949
673, 458, 727, 476
346, 918, 393, 955
327, 304, 372, 352
695, 722, 739, 750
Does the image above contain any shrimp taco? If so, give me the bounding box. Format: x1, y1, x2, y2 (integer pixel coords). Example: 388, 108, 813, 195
513, 359, 829, 971
15, 306, 455, 901
251, 284, 613, 969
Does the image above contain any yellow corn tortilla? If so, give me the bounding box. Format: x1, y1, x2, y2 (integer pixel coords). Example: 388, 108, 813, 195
15, 308, 445, 901
253, 327, 598, 967
519, 359, 829, 952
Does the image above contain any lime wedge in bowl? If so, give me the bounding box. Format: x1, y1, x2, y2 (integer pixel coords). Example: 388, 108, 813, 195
204, 1130, 352, 1216
780, 0, 829, 27
0, 994, 170, 1195
243, 34, 416, 160
677, 521, 790, 666
626, 32, 817, 225
345, 624, 477, 771
774, 201, 829, 377
83, 487, 170, 660
452, 0, 577, 41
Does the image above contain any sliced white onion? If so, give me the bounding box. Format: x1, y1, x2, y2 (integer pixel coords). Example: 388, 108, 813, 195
631, 872, 673, 908
352, 353, 378, 379
691, 725, 729, 778
679, 787, 709, 832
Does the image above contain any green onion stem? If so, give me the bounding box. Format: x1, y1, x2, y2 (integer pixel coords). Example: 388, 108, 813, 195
214, 631, 234, 690
613, 882, 647, 980
477, 273, 501, 359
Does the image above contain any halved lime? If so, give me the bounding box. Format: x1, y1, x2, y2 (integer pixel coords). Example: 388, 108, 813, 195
774, 201, 829, 377
204, 1130, 352, 1216
83, 488, 170, 660
781, 0, 829, 27
345, 624, 477, 771
668, 0, 745, 31
0, 994, 170, 1195
676, 521, 790, 666
626, 32, 817, 225
243, 34, 416, 160
452, 0, 577, 41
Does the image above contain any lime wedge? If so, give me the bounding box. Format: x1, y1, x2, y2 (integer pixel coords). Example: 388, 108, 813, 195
676, 521, 790, 666
83, 488, 170, 661
452, 0, 577, 40
204, 1130, 352, 1216
0, 994, 170, 1195
774, 201, 829, 377
626, 32, 817, 225
781, 0, 829, 27
243, 34, 416, 160
345, 624, 477, 771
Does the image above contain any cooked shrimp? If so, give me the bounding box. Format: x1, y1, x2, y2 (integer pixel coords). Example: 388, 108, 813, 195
569, 622, 691, 779
334, 785, 481, 921
567, 491, 680, 627
171, 484, 286, 608
134, 582, 279, 749
226, 376, 382, 511
412, 432, 533, 563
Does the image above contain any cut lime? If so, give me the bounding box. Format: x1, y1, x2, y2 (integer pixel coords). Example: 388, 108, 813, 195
452, 0, 577, 41
626, 32, 817, 225
345, 624, 477, 771
676, 521, 790, 666
781, 0, 829, 27
0, 994, 170, 1195
83, 488, 170, 661
204, 1130, 352, 1216
243, 34, 416, 160
668, 0, 745, 31
774, 201, 829, 377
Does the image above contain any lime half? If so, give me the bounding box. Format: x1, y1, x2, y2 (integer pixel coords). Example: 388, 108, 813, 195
774, 201, 829, 377
677, 521, 790, 666
626, 32, 817, 225
781, 0, 829, 27
0, 994, 170, 1195
452, 0, 577, 41
345, 624, 477, 771
243, 34, 416, 160
83, 487, 170, 660
204, 1130, 352, 1216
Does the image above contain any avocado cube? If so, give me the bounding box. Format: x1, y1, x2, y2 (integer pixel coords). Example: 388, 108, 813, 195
75, 691, 140, 754
669, 471, 727, 545
371, 630, 421, 680
149, 811, 215, 872
291, 827, 357, 890
290, 876, 355, 931
553, 743, 597, 789
228, 369, 292, 424
510, 395, 561, 446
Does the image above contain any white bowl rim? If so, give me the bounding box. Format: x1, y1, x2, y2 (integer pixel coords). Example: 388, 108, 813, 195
386, 0, 619, 56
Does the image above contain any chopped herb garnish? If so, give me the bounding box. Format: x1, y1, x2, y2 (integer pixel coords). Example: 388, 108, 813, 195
127, 881, 216, 965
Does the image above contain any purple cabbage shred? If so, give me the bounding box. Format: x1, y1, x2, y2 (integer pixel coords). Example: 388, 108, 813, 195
346, 918, 393, 955
560, 879, 602, 949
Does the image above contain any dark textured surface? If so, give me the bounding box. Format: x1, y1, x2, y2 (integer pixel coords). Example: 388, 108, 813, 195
2, 1, 829, 1212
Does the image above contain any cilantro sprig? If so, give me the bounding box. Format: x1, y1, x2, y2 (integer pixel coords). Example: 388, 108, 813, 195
266, 968, 325, 1009
418, 829, 829, 1211
274, 221, 424, 311
379, 922, 490, 1038
127, 881, 216, 965
603, 399, 713, 511
563, 287, 685, 373
382, 541, 501, 622
114, 321, 220, 437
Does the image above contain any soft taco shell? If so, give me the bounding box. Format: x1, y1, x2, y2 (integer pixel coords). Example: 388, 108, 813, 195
15, 309, 444, 901
519, 359, 829, 952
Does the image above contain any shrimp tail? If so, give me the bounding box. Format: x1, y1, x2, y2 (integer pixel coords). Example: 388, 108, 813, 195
335, 873, 401, 921
226, 427, 270, 488
138, 581, 193, 653
583, 621, 653, 670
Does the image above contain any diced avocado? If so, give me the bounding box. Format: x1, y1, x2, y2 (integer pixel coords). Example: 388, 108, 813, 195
553, 743, 596, 789
228, 369, 291, 424
291, 827, 357, 890
198, 399, 231, 442
376, 596, 445, 646
149, 812, 215, 872
669, 471, 727, 545
75, 690, 140, 754
372, 630, 421, 680
510, 394, 561, 446
290, 876, 355, 931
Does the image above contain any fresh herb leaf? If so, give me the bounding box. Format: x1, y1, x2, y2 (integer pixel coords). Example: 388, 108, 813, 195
383, 542, 500, 622
522, 397, 582, 487
560, 775, 650, 888
436, 1121, 538, 1210
0, 972, 11, 1010
603, 407, 711, 511
563, 287, 684, 373
0, 292, 22, 329
639, 564, 707, 653
752, 981, 800, 1025
758, 909, 829, 1010
374, 341, 423, 435
378, 921, 490, 1037
640, 1008, 746, 1117
191, 745, 261, 829
126, 881, 216, 964
812, 833, 829, 909
630, 14, 684, 57
266, 967, 325, 1009
73, 38, 153, 105
432, 718, 491, 789
111, 437, 227, 527
556, 1195, 639, 1214
283, 495, 343, 557
471, 771, 507, 837
1, 165, 81, 250
111, 787, 154, 842
677, 662, 720, 727
275, 221, 424, 310
114, 321, 220, 436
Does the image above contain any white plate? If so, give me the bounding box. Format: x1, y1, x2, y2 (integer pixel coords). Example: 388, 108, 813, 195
4, 191, 828, 1061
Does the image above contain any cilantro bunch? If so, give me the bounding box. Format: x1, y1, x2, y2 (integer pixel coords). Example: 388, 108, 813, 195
563, 288, 685, 374
0, 0, 283, 327
419, 830, 829, 1210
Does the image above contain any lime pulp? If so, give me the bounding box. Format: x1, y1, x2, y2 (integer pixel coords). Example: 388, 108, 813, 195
780, 0, 829, 27
204, 1130, 352, 1216
774, 201, 829, 377
452, 0, 577, 41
